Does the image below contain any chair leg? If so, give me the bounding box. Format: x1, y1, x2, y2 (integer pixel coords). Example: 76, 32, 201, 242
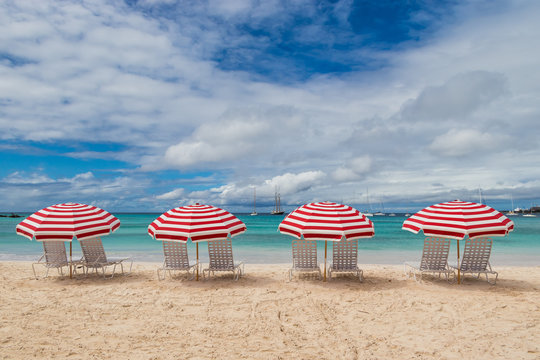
32, 263, 39, 280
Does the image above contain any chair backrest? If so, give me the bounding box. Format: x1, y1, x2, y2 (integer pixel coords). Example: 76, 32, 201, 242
332, 239, 358, 271
207, 238, 235, 270
292, 239, 318, 269
162, 241, 191, 269
419, 237, 451, 271
80, 237, 108, 264
460, 237, 493, 271
42, 241, 69, 266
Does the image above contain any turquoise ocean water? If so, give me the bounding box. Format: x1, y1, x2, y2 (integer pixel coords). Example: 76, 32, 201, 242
1, 213, 539, 265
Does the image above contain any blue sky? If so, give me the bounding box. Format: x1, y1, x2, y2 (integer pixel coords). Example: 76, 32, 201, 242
1, 0, 540, 213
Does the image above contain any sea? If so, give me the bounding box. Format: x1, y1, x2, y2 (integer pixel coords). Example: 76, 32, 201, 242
1, 213, 539, 266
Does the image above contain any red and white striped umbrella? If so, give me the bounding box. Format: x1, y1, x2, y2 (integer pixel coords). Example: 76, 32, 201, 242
148, 203, 246, 242
278, 201, 375, 241
16, 203, 121, 242
402, 200, 514, 284
402, 200, 514, 240
278, 201, 374, 281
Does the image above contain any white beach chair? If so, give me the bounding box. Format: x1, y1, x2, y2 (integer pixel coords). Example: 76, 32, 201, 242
32, 241, 82, 279
289, 239, 322, 281
404, 237, 455, 282
450, 237, 498, 284
157, 241, 198, 280
202, 238, 244, 281
79, 237, 132, 278
328, 239, 363, 281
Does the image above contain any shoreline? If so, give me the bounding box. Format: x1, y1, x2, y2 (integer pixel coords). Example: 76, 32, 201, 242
1, 262, 539, 359
2, 259, 540, 268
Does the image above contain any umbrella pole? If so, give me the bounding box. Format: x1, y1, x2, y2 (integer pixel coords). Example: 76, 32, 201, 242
324, 240, 327, 282
457, 240, 461, 284
69, 242, 73, 279
196, 242, 199, 281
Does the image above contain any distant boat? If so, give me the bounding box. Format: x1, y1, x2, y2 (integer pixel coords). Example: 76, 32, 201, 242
506, 195, 517, 216
388, 213, 396, 216
250, 187, 257, 216
523, 204, 537, 217
364, 188, 373, 217
405, 213, 411, 217
271, 190, 284, 215
374, 201, 385, 216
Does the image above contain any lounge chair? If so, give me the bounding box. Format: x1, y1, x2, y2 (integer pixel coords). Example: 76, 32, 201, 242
32, 241, 82, 279
202, 238, 244, 281
450, 237, 498, 284
289, 239, 322, 281
328, 239, 363, 281
157, 241, 198, 280
79, 237, 132, 278
404, 237, 455, 282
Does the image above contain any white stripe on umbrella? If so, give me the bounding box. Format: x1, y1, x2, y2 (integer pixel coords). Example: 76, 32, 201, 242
148, 203, 246, 242
402, 200, 514, 240
16, 203, 120, 242
278, 201, 374, 281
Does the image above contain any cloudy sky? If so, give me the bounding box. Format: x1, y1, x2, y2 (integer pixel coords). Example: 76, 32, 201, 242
1, 0, 539, 213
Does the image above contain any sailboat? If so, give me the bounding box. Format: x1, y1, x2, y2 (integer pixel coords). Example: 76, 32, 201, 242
250, 188, 258, 216
523, 204, 537, 217
374, 201, 385, 216
363, 188, 373, 217
271, 191, 284, 215
506, 195, 517, 216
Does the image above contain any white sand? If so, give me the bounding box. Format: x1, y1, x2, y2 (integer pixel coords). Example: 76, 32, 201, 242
1, 262, 539, 359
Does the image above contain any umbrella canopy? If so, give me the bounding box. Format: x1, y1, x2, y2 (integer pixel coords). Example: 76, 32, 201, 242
16, 203, 120, 242
278, 201, 375, 241
402, 200, 514, 240
148, 203, 246, 242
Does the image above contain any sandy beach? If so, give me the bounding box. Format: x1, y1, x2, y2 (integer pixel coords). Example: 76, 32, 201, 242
1, 262, 539, 359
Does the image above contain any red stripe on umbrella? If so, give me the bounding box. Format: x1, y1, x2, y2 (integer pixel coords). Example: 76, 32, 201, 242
278, 201, 375, 281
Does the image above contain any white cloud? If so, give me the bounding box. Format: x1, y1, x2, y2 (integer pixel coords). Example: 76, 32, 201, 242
163, 117, 270, 167
3, 171, 56, 184
156, 188, 185, 200
428, 129, 501, 157
263, 171, 326, 195
332, 155, 372, 182
399, 71, 509, 122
